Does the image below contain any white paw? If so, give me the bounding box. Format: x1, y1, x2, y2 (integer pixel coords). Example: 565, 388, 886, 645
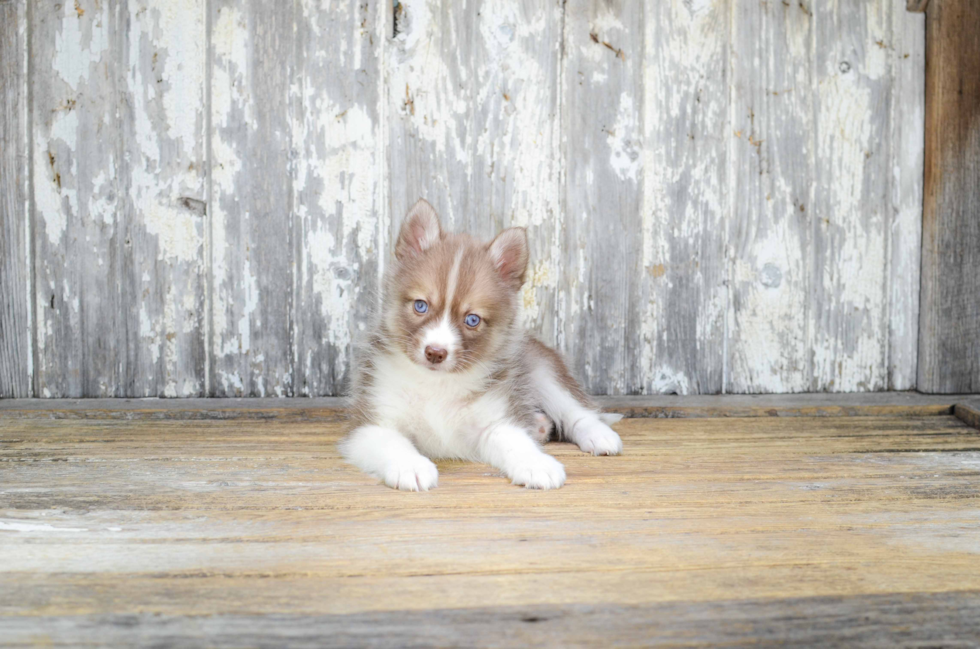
382, 455, 439, 492
574, 418, 623, 456
530, 412, 554, 445
509, 453, 566, 490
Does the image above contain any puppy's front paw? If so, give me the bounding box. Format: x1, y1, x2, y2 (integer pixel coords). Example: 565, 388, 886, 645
574, 418, 623, 456
382, 455, 439, 492
509, 453, 566, 490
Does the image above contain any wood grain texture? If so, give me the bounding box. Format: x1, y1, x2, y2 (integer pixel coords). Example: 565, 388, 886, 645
1, 412, 980, 644
0, 0, 31, 398
640, 0, 728, 395
561, 0, 644, 394
955, 403, 980, 431
727, 0, 813, 393
917, 0, 980, 394
387, 0, 564, 346
888, 7, 925, 390
728, 0, 924, 394
4, 592, 980, 648
810, 0, 893, 392
0, 393, 971, 421
210, 0, 294, 397
291, 0, 386, 395
7, 0, 929, 397
30, 0, 208, 398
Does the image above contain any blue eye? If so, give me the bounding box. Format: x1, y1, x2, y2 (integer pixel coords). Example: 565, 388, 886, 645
414, 300, 428, 314
464, 314, 481, 328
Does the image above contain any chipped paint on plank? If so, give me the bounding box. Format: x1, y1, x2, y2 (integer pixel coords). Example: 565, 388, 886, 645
388, 0, 563, 345
727, 0, 813, 394
292, 0, 384, 396
640, 0, 728, 395
887, 8, 925, 390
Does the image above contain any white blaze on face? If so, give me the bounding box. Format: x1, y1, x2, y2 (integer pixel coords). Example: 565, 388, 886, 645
419, 248, 465, 367
420, 314, 460, 365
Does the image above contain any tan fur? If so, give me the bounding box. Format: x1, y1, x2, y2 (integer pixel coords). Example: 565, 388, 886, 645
351, 200, 592, 436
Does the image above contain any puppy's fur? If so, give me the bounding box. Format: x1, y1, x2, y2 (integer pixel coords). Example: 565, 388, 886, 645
340, 199, 622, 491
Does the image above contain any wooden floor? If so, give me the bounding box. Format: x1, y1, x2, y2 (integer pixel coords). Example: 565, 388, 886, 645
2, 396, 980, 647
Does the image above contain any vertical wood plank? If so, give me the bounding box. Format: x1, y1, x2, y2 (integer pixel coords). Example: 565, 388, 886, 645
810, 0, 893, 392
123, 0, 209, 397
210, 0, 294, 397
727, 0, 813, 393
918, 0, 980, 393
31, 0, 208, 398
640, 0, 728, 395
561, 0, 644, 395
32, 0, 118, 396
291, 1, 386, 396
0, 0, 32, 397
887, 8, 924, 390
387, 0, 564, 346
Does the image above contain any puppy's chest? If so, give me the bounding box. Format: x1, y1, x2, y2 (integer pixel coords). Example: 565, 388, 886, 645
371, 357, 510, 449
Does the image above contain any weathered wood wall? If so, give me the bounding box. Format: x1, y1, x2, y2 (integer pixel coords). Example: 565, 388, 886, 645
0, 0, 926, 397
917, 0, 980, 394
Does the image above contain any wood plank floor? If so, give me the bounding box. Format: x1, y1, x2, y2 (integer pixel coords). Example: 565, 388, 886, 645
2, 402, 980, 646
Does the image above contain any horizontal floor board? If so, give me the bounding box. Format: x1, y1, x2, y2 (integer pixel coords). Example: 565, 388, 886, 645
2, 405, 980, 642
3, 393, 979, 421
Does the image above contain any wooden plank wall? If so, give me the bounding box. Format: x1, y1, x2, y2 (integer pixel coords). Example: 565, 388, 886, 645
917, 0, 980, 393
0, 0, 927, 397
0, 0, 32, 397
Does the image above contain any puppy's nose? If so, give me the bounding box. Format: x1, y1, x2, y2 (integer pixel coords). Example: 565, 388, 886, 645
425, 345, 447, 364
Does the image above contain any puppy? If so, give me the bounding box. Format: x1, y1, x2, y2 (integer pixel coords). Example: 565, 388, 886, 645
340, 199, 623, 491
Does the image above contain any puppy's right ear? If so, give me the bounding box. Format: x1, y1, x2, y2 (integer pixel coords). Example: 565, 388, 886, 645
395, 198, 442, 261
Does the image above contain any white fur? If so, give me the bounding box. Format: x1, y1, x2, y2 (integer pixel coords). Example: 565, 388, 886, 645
419, 315, 459, 366
530, 365, 623, 456
338, 425, 438, 491
342, 350, 569, 490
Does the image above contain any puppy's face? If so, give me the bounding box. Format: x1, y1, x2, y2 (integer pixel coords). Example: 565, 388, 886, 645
384, 199, 528, 373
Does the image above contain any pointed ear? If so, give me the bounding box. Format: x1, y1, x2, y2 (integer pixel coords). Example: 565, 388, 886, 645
395, 199, 442, 261
487, 227, 528, 289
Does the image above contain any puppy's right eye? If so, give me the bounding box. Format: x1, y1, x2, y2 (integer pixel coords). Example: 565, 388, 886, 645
414, 300, 428, 314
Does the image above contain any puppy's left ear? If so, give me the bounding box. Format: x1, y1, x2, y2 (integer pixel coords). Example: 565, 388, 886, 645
488, 227, 528, 290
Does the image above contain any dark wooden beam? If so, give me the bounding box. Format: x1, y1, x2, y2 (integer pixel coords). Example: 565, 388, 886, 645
907, 0, 930, 13
918, 0, 980, 393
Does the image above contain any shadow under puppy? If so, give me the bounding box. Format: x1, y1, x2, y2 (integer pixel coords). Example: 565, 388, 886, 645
340, 199, 622, 491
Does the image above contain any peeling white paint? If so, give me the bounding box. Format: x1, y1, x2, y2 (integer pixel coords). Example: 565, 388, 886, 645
22, 0, 924, 398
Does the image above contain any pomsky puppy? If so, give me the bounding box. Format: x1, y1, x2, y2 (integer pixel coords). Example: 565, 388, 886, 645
340, 198, 623, 491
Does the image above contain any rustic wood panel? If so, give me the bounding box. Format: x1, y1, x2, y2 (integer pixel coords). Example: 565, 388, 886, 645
561, 0, 644, 394
8, 0, 929, 397
810, 0, 893, 392
888, 7, 925, 390
0, 0, 31, 398
1, 393, 972, 421
639, 0, 728, 395
210, 0, 294, 396
4, 592, 980, 648
123, 0, 209, 397
31, 0, 119, 397
727, 0, 814, 393
30, 0, 208, 398
2, 413, 980, 643
291, 0, 386, 395
386, 0, 564, 346
917, 0, 980, 394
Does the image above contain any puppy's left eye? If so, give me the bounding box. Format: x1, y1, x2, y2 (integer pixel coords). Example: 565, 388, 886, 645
414, 300, 428, 314
464, 314, 481, 328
